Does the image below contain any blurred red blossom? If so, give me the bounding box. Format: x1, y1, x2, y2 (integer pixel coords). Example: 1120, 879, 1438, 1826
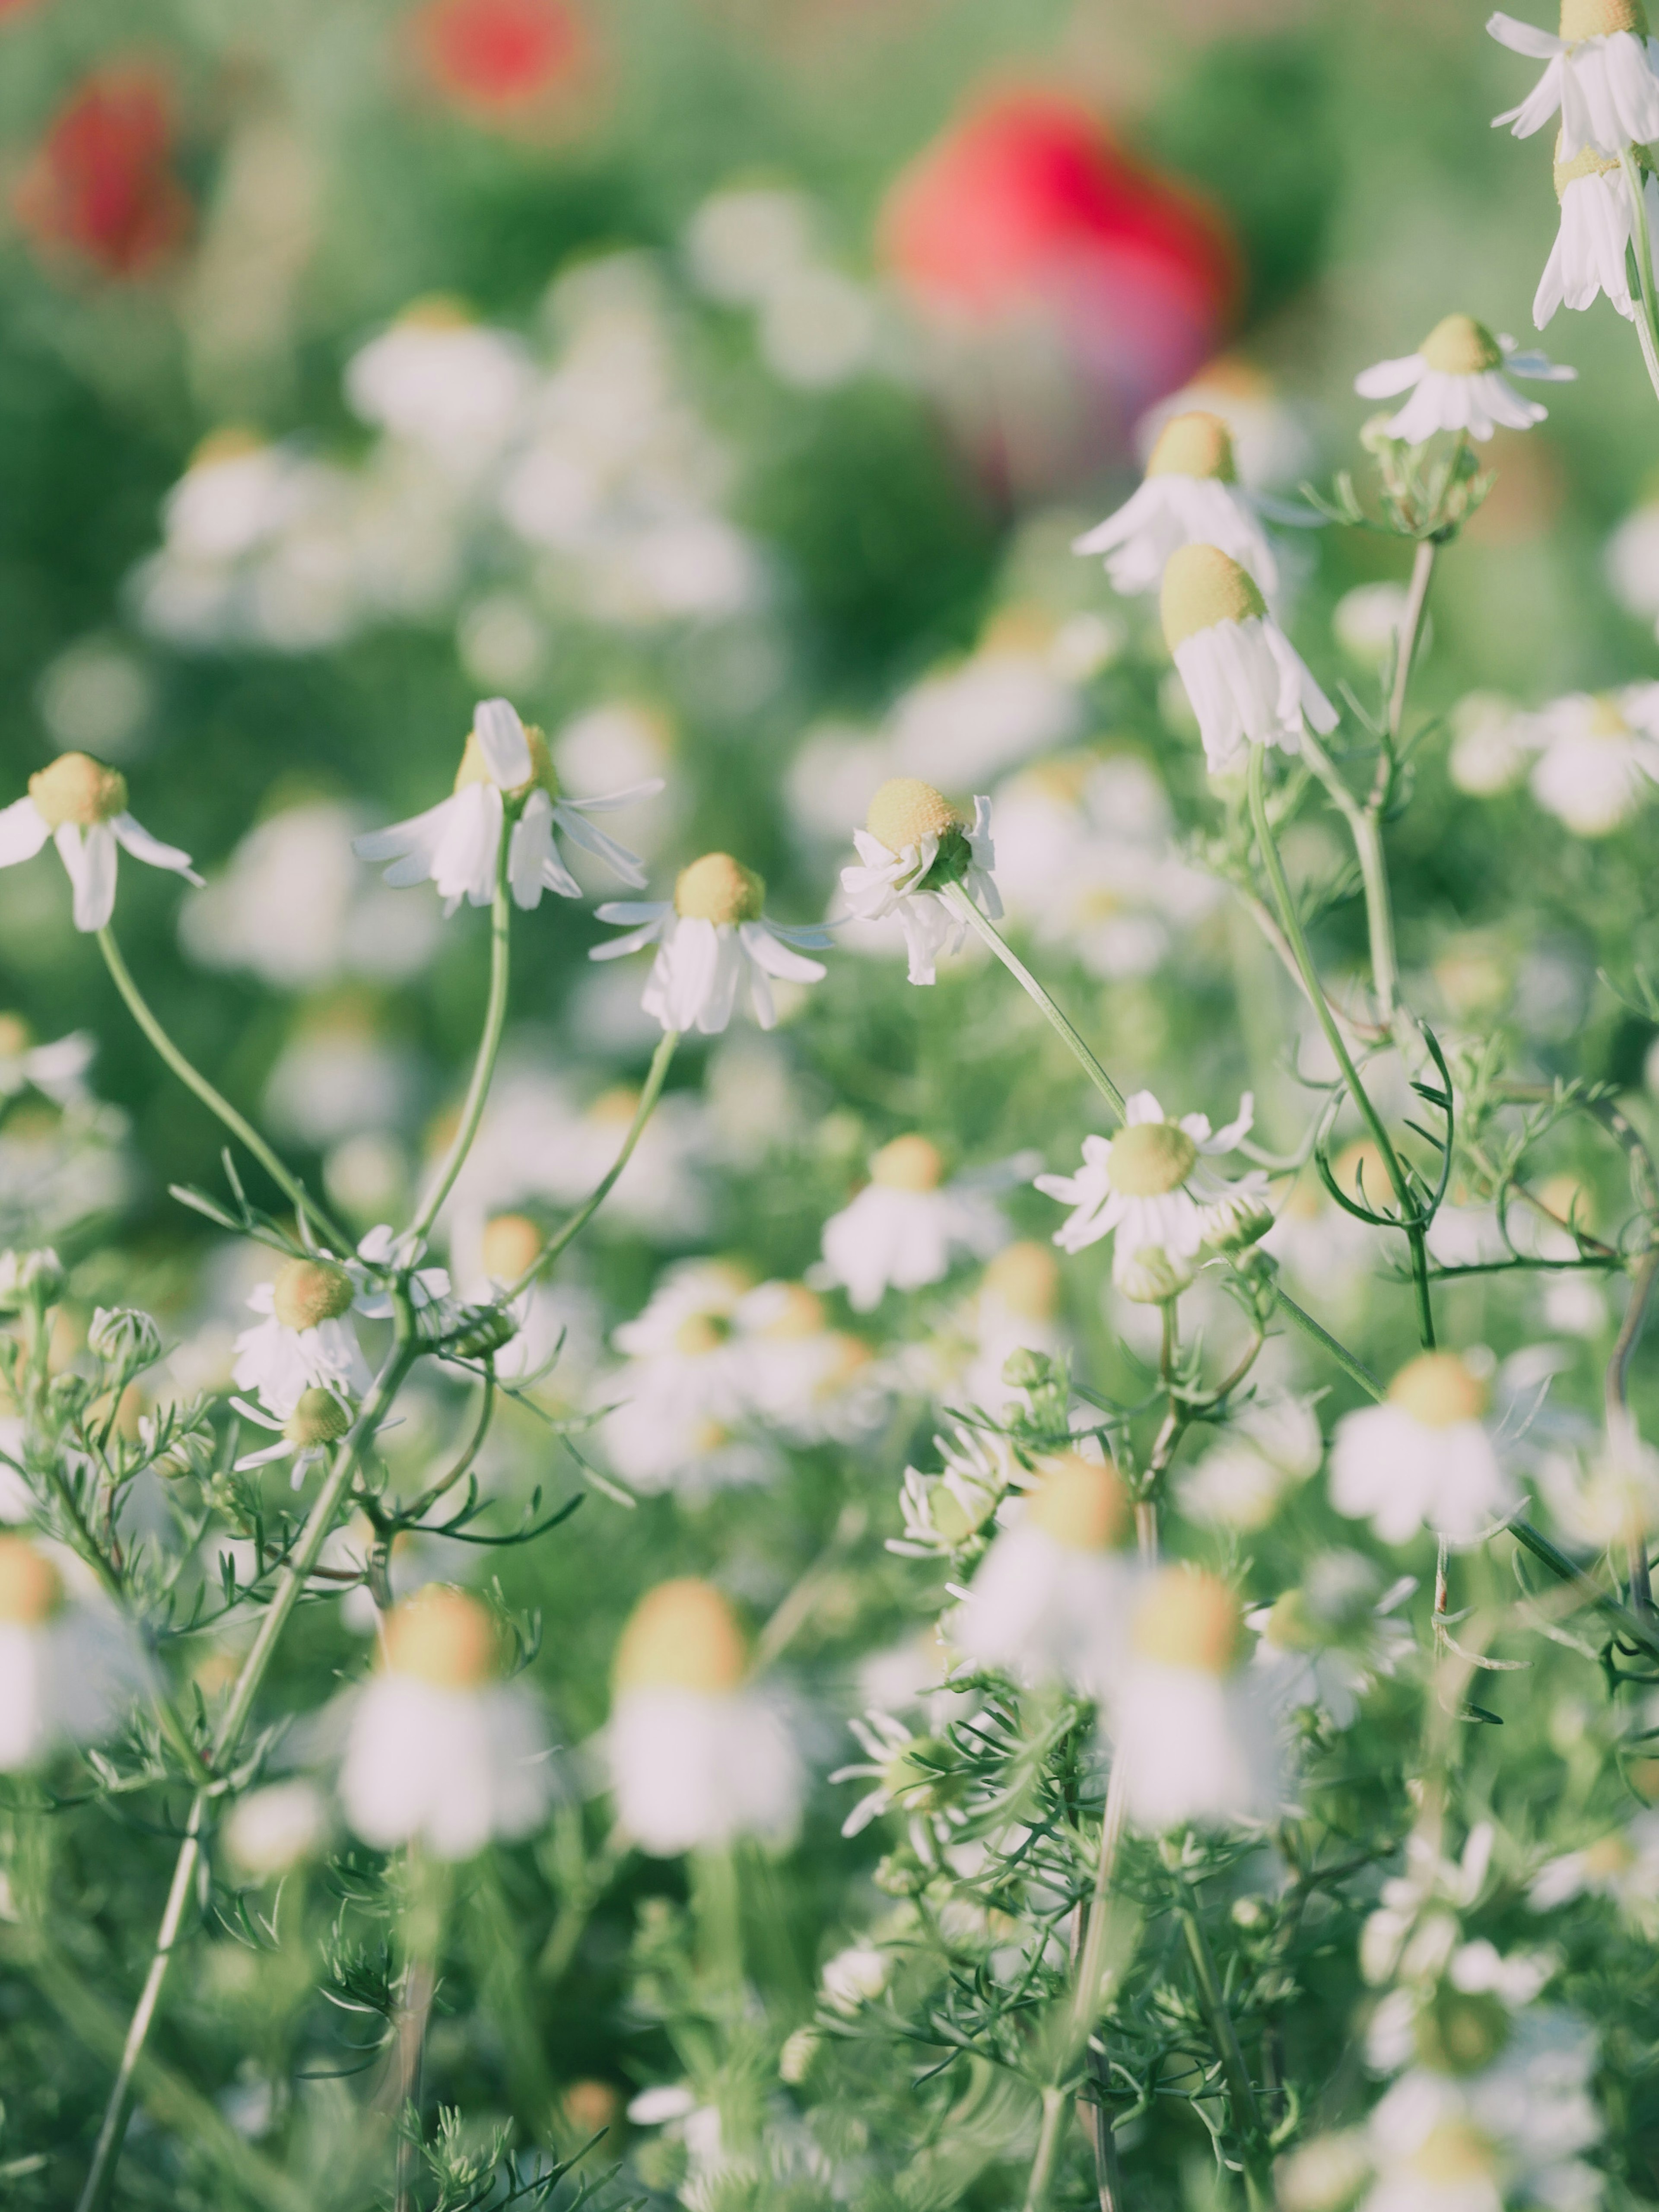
407, 0, 591, 121
880, 89, 1240, 495
13, 63, 192, 280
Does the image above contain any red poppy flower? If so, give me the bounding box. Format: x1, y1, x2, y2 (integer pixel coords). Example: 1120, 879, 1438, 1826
13, 64, 191, 280
408, 0, 589, 119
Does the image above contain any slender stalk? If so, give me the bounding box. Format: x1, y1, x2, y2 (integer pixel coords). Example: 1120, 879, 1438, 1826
1386, 538, 1437, 752
1069, 1754, 1132, 2052
942, 883, 1125, 1120
97, 925, 353, 1254
1509, 1515, 1659, 1665
1022, 2085, 1070, 2212
410, 856, 512, 1240
514, 1029, 680, 1291
1621, 150, 1659, 411
1176, 1892, 1271, 2209
1246, 744, 1435, 1349
76, 1311, 420, 2212
1268, 1283, 1385, 1400
1297, 729, 1401, 1025
1607, 1245, 1659, 1615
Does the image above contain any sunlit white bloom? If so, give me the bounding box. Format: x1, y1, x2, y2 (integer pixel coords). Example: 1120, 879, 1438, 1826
1538, 1435, 1659, 1548
598, 1260, 774, 1497
0, 1535, 149, 1769
232, 1255, 369, 1421
1108, 1565, 1284, 1831
0, 753, 200, 932
1160, 544, 1337, 775
1076, 410, 1279, 597
1490, 0, 1659, 157
608, 1580, 802, 1854
231, 1386, 353, 1486
839, 778, 1000, 986
261, 1011, 415, 1149
592, 851, 828, 1035
1332, 1352, 1519, 1548
821, 1135, 1008, 1312
1361, 1826, 1498, 1990
1355, 314, 1574, 442
344, 301, 533, 465
1536, 140, 1659, 324
955, 1451, 1139, 1693
731, 1281, 885, 1443
820, 1945, 891, 2015
1249, 1554, 1417, 1729
1036, 1087, 1259, 1296
1530, 1812, 1659, 1923
1448, 692, 1538, 795
1527, 685, 1659, 834
0, 1019, 93, 1106
357, 697, 658, 918
223, 1778, 333, 1878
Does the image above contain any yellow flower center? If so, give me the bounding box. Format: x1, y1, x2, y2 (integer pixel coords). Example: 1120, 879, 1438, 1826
673, 1312, 731, 1357
1024, 1452, 1132, 1552
983, 1239, 1061, 1320
28, 753, 128, 831
1160, 544, 1266, 652
1553, 135, 1624, 196
480, 1212, 544, 1281
1583, 1831, 1637, 1878
1586, 693, 1633, 737
191, 425, 265, 470
0, 1535, 65, 1625
272, 1258, 356, 1332
673, 851, 765, 925
588, 1084, 642, 1127
282, 1388, 352, 1449
1108, 1121, 1198, 1198
865, 777, 962, 856
1262, 1589, 1322, 1653
1560, 0, 1647, 37
759, 1283, 826, 1339
1406, 2119, 1500, 2184
1414, 1987, 1512, 2077
880, 1735, 961, 1812
613, 1576, 748, 1693
1144, 410, 1238, 483
0, 1014, 32, 1057
870, 1134, 944, 1192
1387, 1351, 1490, 1430
452, 720, 558, 799
398, 291, 474, 330
383, 1584, 500, 1688
1130, 1565, 1243, 1675
1417, 314, 1502, 377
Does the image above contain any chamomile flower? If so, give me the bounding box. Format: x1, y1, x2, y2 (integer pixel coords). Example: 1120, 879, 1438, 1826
955, 1450, 1139, 1693
1354, 314, 1574, 443
1528, 686, 1659, 834
838, 779, 1000, 986
1177, 1391, 1326, 1532
0, 1535, 149, 1770
590, 852, 829, 1034
1074, 410, 1279, 597
1248, 1553, 1417, 1730
1530, 1813, 1659, 1923
0, 753, 200, 933
889, 1421, 1018, 1560
958, 1240, 1068, 1415
1535, 138, 1659, 325
1330, 1352, 1520, 1547
232, 1255, 369, 1421
820, 1135, 1007, 1312
231, 1385, 353, 1485
1160, 545, 1338, 775
354, 696, 659, 917
834, 1708, 968, 1855
1489, 0, 1659, 159
0, 1017, 93, 1106
339, 1586, 552, 1858
607, 1579, 803, 1856
1036, 1087, 1259, 1299
222, 1778, 334, 1880
731, 1280, 885, 1443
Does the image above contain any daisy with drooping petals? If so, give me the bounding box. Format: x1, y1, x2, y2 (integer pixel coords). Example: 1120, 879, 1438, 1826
0, 753, 200, 933
1489, 0, 1659, 159
232, 1255, 369, 1420
820, 1135, 1007, 1312
1074, 410, 1279, 598
1535, 138, 1659, 325
1530, 1812, 1659, 1925
1036, 1087, 1260, 1300
607, 1579, 803, 1856
1160, 545, 1337, 775
0, 1535, 150, 1770
1354, 314, 1575, 443
955, 1450, 1139, 1694
339, 1585, 552, 1858
230, 1385, 353, 1487
591, 852, 829, 1035
355, 696, 659, 917
1331, 1352, 1520, 1547
1108, 1564, 1284, 1831
838, 778, 1000, 986
0, 1017, 93, 1106
1527, 685, 1659, 834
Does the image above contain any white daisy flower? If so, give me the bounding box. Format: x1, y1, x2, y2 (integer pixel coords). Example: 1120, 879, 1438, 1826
591, 851, 829, 1034
956, 1239, 1068, 1415
1528, 685, 1659, 834
344, 299, 534, 466
354, 696, 659, 917
231, 1385, 353, 1486
1248, 1553, 1417, 1730
820, 1944, 892, 2016
838, 778, 1000, 986
1606, 494, 1659, 635
1330, 1353, 1520, 1547
1363, 2042, 1602, 2212
1035, 1086, 1259, 1299
0, 1535, 150, 1770
1074, 410, 1279, 598
1177, 1391, 1325, 1532
730, 1280, 885, 1443
889, 1421, 1018, 1560
339, 1586, 552, 1859
1160, 545, 1338, 775
0, 1018, 93, 1106
232, 1255, 369, 1421
1536, 139, 1659, 325
1448, 691, 1538, 795
820, 1134, 1007, 1313
223, 1778, 334, 1879
1108, 1564, 1284, 1831
607, 1579, 803, 1856
0, 753, 200, 933
1354, 314, 1575, 443
1490, 0, 1659, 159
1529, 1812, 1659, 1922
955, 1450, 1140, 1694
348, 1223, 455, 1335
833, 1708, 968, 1856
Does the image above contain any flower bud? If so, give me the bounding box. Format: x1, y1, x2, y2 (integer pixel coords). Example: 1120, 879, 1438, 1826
282, 1388, 352, 1449
28, 752, 127, 830
779, 2028, 821, 2084
383, 1584, 502, 1687
613, 1577, 747, 1694
88, 1306, 164, 1367
673, 852, 764, 925
1117, 1244, 1195, 1304
271, 1258, 355, 1333
1001, 1346, 1057, 1392
445, 1301, 523, 1359
1202, 1186, 1274, 1254
0, 1248, 66, 1310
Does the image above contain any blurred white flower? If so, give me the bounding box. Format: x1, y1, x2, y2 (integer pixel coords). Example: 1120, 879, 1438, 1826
955, 1450, 1138, 1692
592, 852, 828, 1034
1333, 582, 1411, 666
1536, 140, 1659, 325
1161, 545, 1337, 775
0, 1018, 93, 1106
1489, 3, 1659, 157
820, 1944, 891, 2015
263, 1011, 418, 1147
232, 1256, 369, 1420
1249, 1554, 1416, 1729
1331, 1353, 1519, 1546
839, 779, 999, 986
1606, 494, 1659, 635
888, 622, 1085, 788
607, 1580, 802, 1854
1177, 1392, 1325, 1532
1528, 686, 1659, 834
686, 185, 816, 303
1448, 692, 1537, 796
821, 1135, 1007, 1312
37, 635, 154, 762
889, 1421, 1015, 1560
223, 1777, 333, 1878
1076, 410, 1278, 598
1355, 316, 1574, 442
954, 1239, 1068, 1414
0, 1536, 149, 1770
0, 753, 199, 933
597, 1260, 763, 1497
1530, 1812, 1659, 1923
1136, 358, 1314, 490
731, 1280, 885, 1443
344, 299, 533, 470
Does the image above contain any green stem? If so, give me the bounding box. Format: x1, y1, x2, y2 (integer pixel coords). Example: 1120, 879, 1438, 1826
1621, 149, 1659, 412
1176, 1894, 1271, 2209
1268, 1282, 1385, 1400
1606, 1244, 1659, 1616
97, 926, 353, 1254
1246, 743, 1435, 1349
1021, 2086, 1070, 2212
410, 856, 512, 1240
513, 1030, 680, 1291
1510, 1515, 1659, 1664
1386, 537, 1437, 753
1298, 729, 1400, 1025
942, 882, 1125, 1120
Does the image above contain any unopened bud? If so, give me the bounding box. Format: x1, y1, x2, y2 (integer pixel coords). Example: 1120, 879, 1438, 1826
0, 1248, 65, 1310
1117, 1244, 1194, 1304
89, 1306, 164, 1367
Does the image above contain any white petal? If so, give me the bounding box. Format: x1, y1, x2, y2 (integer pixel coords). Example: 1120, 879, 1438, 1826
1354, 353, 1425, 399
56, 823, 118, 932
111, 812, 202, 885
473, 696, 533, 788
0, 797, 51, 866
